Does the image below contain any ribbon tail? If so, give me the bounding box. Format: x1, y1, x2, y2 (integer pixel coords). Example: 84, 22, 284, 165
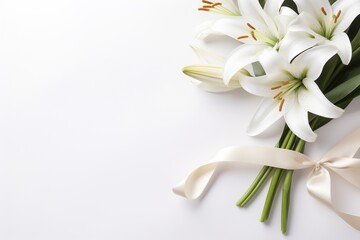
173, 162, 218, 200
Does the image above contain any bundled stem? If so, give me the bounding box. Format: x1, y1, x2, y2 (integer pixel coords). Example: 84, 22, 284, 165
281, 140, 305, 233
260, 132, 295, 222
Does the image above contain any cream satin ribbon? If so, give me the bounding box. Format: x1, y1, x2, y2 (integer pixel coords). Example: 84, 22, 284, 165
173, 129, 360, 230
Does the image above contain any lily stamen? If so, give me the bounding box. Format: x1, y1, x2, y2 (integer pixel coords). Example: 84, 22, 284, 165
279, 99, 285, 112
237, 35, 249, 39
273, 92, 283, 99
334, 10, 341, 23
271, 81, 289, 90
198, 7, 210, 11
271, 85, 282, 90
321, 7, 327, 16
251, 31, 257, 41
198, 0, 239, 16
242, 22, 278, 45
212, 2, 222, 7
247, 23, 256, 30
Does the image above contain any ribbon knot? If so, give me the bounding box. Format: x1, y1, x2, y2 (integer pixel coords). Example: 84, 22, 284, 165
173, 129, 360, 230
314, 162, 322, 171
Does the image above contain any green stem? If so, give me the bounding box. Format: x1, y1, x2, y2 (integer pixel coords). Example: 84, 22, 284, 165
237, 166, 273, 207
260, 168, 284, 222
281, 129, 293, 148
260, 132, 295, 222
236, 127, 291, 207
281, 170, 293, 234
280, 140, 305, 234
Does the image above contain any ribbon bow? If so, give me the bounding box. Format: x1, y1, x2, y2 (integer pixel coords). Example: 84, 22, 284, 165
173, 129, 360, 230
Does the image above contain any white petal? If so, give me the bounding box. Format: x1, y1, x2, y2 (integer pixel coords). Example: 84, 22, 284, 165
288, 12, 324, 37
293, 0, 332, 22
259, 48, 292, 77
274, 13, 296, 39
292, 46, 337, 80
284, 102, 317, 142
224, 44, 267, 84
195, 21, 223, 40
299, 80, 344, 118
190, 45, 226, 65
237, 0, 278, 35
280, 31, 322, 62
240, 75, 274, 97
329, 32, 352, 65
247, 98, 283, 136
264, 0, 284, 18
333, 0, 360, 34
193, 80, 239, 92
276, 7, 298, 39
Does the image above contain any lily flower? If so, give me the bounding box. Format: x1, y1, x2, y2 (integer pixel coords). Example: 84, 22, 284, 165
240, 46, 344, 142
183, 46, 242, 92
282, 0, 360, 64
201, 0, 298, 84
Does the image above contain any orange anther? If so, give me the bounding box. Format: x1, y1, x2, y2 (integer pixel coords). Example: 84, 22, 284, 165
250, 31, 257, 41
279, 99, 285, 112
237, 35, 249, 39
212, 2, 222, 7
334, 10, 341, 23
271, 85, 282, 90
321, 7, 327, 16
247, 23, 256, 30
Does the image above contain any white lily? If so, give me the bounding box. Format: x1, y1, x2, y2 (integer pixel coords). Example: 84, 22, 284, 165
241, 46, 344, 142
197, 0, 240, 16
183, 46, 242, 92
201, 0, 298, 84
282, 0, 360, 64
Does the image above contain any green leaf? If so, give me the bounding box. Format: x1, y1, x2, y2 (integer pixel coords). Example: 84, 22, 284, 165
348, 16, 360, 42
325, 67, 360, 103
283, 0, 297, 12
259, 0, 266, 8
351, 29, 360, 50
317, 55, 341, 91
252, 62, 265, 76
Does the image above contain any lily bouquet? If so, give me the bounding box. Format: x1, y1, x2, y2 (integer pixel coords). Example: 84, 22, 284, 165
174, 0, 360, 234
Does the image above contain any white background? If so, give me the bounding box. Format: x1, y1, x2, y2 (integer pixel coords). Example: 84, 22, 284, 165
0, 0, 359, 239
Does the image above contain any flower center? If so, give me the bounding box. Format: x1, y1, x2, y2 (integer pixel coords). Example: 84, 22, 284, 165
319, 6, 342, 39
270, 72, 306, 112
237, 22, 278, 46
198, 0, 239, 16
